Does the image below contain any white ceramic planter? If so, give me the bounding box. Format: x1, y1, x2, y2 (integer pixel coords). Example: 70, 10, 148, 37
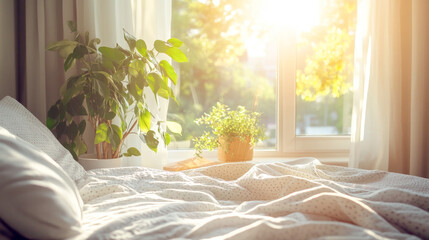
78, 153, 123, 170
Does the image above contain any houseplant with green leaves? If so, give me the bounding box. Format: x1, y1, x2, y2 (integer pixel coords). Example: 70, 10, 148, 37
46, 22, 186, 161
193, 102, 265, 162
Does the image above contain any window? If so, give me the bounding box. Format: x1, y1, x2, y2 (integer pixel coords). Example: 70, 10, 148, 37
169, 0, 356, 159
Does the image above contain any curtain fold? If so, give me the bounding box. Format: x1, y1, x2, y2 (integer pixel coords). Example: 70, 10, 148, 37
19, 0, 68, 122
350, 0, 429, 177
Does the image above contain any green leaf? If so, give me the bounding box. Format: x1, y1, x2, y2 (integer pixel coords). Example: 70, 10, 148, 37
125, 147, 141, 157
59, 45, 76, 59
121, 120, 127, 132
105, 111, 116, 121
142, 130, 159, 152
147, 72, 162, 94
123, 29, 136, 51
167, 38, 183, 47
47, 104, 59, 120
93, 78, 110, 98
134, 74, 145, 90
72, 45, 88, 59
46, 117, 57, 130
66, 121, 79, 140
78, 120, 86, 134
93, 71, 114, 83
55, 121, 66, 138
67, 21, 77, 32
111, 124, 123, 139
165, 47, 188, 62
64, 54, 75, 71
127, 83, 140, 100
108, 124, 122, 150
138, 109, 151, 133
112, 70, 126, 82
66, 94, 87, 116
95, 123, 109, 144
164, 132, 171, 146
136, 39, 147, 56
63, 76, 82, 104
154, 40, 170, 53
46, 40, 77, 51
159, 60, 177, 85
99, 46, 126, 68
157, 75, 171, 100
74, 136, 87, 156
166, 121, 182, 135
158, 88, 170, 99
99, 46, 126, 62
129, 59, 145, 77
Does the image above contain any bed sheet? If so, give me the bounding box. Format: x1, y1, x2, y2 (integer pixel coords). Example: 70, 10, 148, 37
73, 158, 429, 240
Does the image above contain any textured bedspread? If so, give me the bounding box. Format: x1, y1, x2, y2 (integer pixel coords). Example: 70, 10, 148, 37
73, 158, 429, 240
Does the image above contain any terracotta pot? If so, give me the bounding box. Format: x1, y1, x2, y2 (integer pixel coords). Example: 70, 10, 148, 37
78, 153, 123, 170
218, 136, 254, 162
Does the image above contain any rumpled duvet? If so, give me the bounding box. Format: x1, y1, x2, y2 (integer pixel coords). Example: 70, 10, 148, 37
74, 158, 429, 240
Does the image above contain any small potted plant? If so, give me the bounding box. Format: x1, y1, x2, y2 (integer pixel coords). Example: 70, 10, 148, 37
193, 102, 265, 162
46, 22, 185, 169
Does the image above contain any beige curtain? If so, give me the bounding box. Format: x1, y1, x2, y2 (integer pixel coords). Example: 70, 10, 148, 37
0, 0, 17, 101
350, 0, 429, 177
13, 0, 71, 121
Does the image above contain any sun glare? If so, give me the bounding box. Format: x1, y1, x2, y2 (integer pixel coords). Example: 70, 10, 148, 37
246, 0, 322, 57
257, 0, 322, 33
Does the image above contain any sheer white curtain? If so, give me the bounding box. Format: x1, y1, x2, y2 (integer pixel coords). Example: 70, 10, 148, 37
131, 0, 172, 168
350, 0, 429, 177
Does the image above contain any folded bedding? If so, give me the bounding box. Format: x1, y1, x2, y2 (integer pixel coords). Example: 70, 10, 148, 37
74, 160, 429, 240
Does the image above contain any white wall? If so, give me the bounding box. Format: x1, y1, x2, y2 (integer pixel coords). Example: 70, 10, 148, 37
0, 0, 16, 99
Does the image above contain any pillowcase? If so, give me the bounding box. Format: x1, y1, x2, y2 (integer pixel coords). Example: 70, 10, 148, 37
0, 126, 83, 239
0, 96, 86, 181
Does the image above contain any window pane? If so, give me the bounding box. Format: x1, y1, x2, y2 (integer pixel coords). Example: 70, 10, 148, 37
169, 0, 277, 149
295, 0, 356, 135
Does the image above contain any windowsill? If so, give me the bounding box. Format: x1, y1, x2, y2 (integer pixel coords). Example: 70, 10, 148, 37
167, 150, 349, 167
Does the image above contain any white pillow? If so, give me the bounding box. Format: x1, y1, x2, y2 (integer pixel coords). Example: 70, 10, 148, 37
0, 96, 86, 181
0, 126, 83, 239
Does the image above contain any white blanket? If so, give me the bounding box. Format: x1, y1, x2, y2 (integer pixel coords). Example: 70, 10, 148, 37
74, 158, 429, 240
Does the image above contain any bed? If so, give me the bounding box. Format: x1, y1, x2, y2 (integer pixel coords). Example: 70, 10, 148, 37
1, 96, 429, 240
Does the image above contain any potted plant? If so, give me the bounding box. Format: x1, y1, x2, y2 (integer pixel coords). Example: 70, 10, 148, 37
46, 22, 185, 169
193, 102, 265, 162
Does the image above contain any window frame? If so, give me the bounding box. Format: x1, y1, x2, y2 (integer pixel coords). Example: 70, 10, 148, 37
168, 26, 351, 161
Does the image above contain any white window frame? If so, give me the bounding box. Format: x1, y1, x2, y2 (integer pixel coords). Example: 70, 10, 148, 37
168, 27, 351, 162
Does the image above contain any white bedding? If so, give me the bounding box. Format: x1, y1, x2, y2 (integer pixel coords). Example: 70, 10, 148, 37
74, 158, 429, 240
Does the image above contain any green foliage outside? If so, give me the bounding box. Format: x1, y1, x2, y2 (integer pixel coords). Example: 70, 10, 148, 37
295, 0, 356, 134
170, 0, 276, 144
296, 0, 356, 101
297, 28, 353, 101
46, 21, 185, 159
193, 102, 265, 157
170, 0, 357, 142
